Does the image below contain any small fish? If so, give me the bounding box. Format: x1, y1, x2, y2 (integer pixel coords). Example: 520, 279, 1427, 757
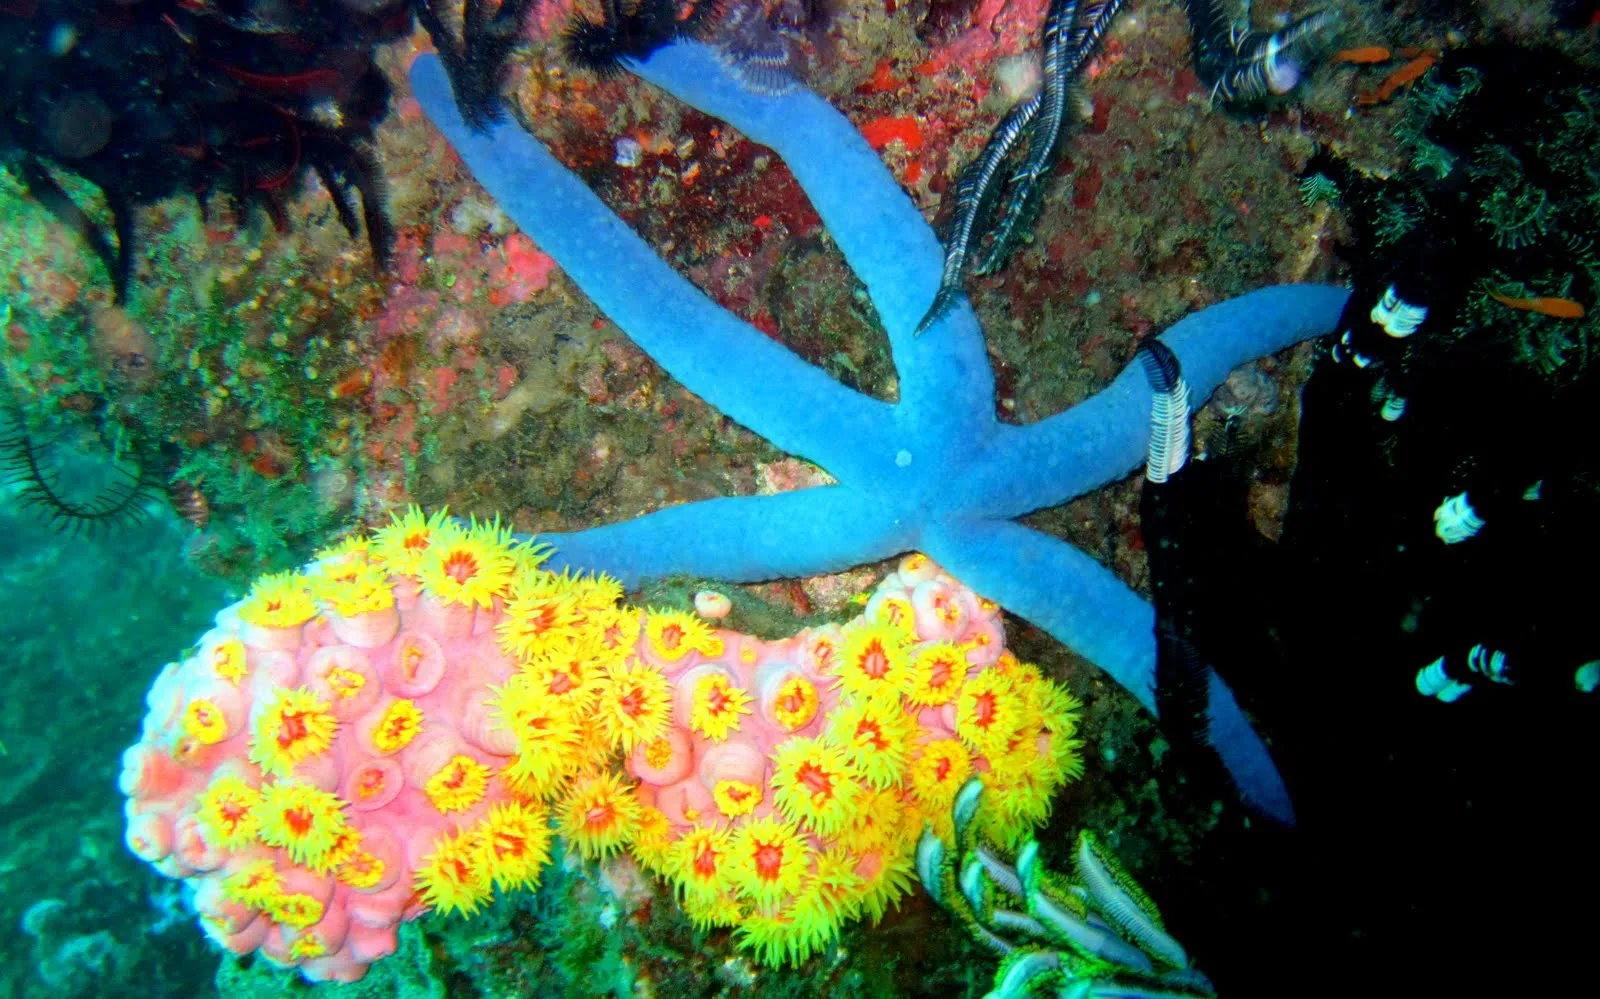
1331, 46, 1391, 65
1489, 293, 1586, 319
1357, 51, 1437, 105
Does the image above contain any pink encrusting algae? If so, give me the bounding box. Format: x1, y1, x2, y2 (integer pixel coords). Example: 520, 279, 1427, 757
120, 510, 1083, 981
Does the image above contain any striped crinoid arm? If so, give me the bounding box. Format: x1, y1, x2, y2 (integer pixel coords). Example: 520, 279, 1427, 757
915, 92, 1044, 336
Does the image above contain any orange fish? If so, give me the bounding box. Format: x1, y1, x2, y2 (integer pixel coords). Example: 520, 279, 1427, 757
1358, 52, 1438, 105
1489, 293, 1586, 319
1332, 46, 1392, 65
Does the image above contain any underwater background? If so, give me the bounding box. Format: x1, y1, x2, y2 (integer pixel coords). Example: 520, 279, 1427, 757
4, 1, 1598, 997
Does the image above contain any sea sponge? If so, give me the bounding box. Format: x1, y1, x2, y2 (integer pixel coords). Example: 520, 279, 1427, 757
120, 509, 1082, 981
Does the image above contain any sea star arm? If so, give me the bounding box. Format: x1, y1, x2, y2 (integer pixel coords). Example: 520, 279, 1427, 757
919, 515, 1296, 823
624, 42, 996, 444
969, 285, 1351, 519
408, 53, 894, 479
537, 486, 913, 586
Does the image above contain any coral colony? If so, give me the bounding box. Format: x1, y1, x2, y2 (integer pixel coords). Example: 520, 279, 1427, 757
120, 514, 1083, 980
119, 25, 1357, 988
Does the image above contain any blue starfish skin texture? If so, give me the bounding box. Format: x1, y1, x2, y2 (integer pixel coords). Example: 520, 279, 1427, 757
409, 42, 1348, 823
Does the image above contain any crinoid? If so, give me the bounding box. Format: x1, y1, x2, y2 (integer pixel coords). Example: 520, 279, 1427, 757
558, 0, 722, 82
0, 1, 410, 303
0, 399, 156, 536
415, 0, 544, 128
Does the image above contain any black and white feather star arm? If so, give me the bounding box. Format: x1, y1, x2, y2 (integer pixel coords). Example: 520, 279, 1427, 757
1137, 340, 1192, 483
976, 0, 1127, 276
1187, 0, 1338, 106
971, 0, 1084, 276
914, 0, 1128, 336
916, 93, 1044, 336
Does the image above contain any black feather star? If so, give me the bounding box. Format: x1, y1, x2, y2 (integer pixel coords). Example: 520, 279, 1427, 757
0, 406, 155, 536
562, 0, 722, 79
1186, 0, 1338, 106
916, 0, 1125, 336
415, 0, 541, 130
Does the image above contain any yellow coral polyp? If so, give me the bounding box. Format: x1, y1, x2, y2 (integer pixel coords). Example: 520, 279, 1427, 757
905, 642, 968, 706
478, 801, 553, 892
257, 780, 351, 872
314, 563, 395, 617
371, 505, 452, 577
208, 638, 248, 683
556, 771, 640, 860
955, 671, 1025, 758
643, 609, 715, 661
490, 678, 583, 798
630, 805, 674, 875
713, 779, 762, 818
866, 593, 915, 635
338, 849, 387, 890
250, 687, 338, 777
729, 817, 809, 908
269, 892, 325, 929
771, 675, 819, 732
371, 699, 423, 753
420, 519, 517, 609
425, 754, 492, 813
416, 830, 493, 917
596, 657, 673, 751
908, 738, 972, 814
195, 775, 262, 850
836, 624, 910, 700
497, 575, 584, 662
825, 696, 914, 790
671, 825, 735, 904
223, 859, 283, 910
287, 930, 330, 960
770, 737, 863, 837
689, 673, 751, 741
238, 572, 318, 629
322, 666, 368, 702
183, 698, 230, 746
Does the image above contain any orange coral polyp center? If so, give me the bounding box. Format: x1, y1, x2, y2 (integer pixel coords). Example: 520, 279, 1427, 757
753, 842, 785, 880
442, 763, 469, 789
935, 757, 953, 782
403, 532, 428, 551
706, 686, 732, 714
493, 831, 526, 861
860, 642, 890, 678
284, 807, 313, 837
401, 646, 423, 681
277, 712, 310, 749
219, 801, 249, 830
585, 803, 616, 831
973, 693, 998, 728
796, 761, 834, 799
857, 720, 889, 751
359, 770, 387, 798
619, 685, 647, 718
693, 844, 720, 878
659, 624, 684, 650
443, 551, 479, 583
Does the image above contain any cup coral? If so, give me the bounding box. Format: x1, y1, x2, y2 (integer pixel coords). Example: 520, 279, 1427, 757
121, 508, 1083, 981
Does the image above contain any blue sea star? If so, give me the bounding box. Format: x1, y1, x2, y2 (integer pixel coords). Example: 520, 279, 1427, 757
409, 41, 1348, 823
